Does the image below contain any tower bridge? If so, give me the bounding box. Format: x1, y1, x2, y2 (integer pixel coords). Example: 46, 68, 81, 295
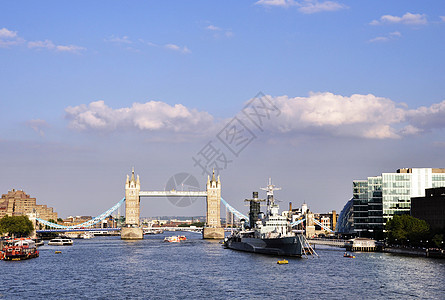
36, 168, 247, 239
122, 168, 226, 240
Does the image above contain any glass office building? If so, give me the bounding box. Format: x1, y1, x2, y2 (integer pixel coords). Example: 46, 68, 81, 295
352, 168, 445, 237
336, 198, 354, 235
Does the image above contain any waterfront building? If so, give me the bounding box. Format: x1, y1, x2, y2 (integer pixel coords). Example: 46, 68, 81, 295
411, 187, 445, 230
0, 189, 57, 221
316, 211, 337, 232
63, 216, 93, 227
352, 168, 445, 237
336, 198, 354, 236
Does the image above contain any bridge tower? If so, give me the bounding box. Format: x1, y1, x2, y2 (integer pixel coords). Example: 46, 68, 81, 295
121, 168, 143, 240
203, 170, 225, 239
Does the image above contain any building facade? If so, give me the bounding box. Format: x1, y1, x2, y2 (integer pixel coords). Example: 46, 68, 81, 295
411, 187, 445, 230
0, 189, 57, 221
336, 198, 354, 235
352, 168, 445, 237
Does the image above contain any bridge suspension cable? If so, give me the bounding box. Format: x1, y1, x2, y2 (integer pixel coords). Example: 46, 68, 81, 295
291, 217, 306, 227
221, 197, 248, 220
37, 197, 247, 229
313, 219, 334, 232
36, 197, 125, 229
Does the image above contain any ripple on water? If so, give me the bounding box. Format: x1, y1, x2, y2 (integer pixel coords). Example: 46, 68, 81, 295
1, 235, 444, 299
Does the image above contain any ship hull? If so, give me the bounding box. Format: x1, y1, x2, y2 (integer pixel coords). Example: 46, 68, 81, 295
225, 236, 303, 257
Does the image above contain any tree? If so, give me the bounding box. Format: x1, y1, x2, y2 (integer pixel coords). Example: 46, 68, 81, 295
386, 215, 430, 246
432, 234, 444, 248
46, 219, 57, 230
0, 215, 34, 237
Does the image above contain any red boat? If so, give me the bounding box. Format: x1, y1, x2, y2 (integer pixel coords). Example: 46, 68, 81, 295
1, 238, 39, 261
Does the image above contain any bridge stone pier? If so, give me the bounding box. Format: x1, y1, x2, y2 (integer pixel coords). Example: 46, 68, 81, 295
121, 169, 225, 240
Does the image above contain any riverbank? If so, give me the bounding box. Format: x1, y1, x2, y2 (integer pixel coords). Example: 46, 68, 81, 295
383, 246, 445, 258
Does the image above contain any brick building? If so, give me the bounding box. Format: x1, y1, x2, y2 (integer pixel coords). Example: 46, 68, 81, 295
0, 189, 58, 221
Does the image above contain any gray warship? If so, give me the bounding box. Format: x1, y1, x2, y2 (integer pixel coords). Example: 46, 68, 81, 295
224, 180, 307, 257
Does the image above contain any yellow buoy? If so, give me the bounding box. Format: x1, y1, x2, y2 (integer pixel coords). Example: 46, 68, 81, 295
55, 251, 62, 254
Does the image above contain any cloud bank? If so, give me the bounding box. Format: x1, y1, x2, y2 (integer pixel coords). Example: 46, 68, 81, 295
65, 100, 214, 133
65, 93, 445, 140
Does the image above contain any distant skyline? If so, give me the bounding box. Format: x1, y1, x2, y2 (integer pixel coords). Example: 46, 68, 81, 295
1, 1, 445, 218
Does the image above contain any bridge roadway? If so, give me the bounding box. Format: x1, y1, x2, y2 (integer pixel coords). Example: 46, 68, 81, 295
139, 191, 207, 197
308, 238, 347, 248
37, 227, 235, 233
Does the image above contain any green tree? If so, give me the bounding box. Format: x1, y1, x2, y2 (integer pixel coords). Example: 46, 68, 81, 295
0, 215, 34, 237
432, 234, 444, 248
386, 215, 430, 246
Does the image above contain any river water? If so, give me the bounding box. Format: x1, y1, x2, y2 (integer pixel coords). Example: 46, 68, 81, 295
1, 232, 444, 299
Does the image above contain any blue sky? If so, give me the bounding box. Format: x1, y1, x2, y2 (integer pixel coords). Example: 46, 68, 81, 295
1, 1, 445, 218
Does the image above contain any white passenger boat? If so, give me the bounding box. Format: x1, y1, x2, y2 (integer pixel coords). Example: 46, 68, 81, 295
48, 238, 73, 246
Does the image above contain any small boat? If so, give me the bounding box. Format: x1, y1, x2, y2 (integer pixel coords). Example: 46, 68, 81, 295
48, 238, 73, 246
164, 236, 186, 243
1, 238, 39, 261
79, 232, 94, 239
277, 259, 288, 264
344, 252, 355, 258
55, 251, 62, 254
164, 236, 179, 243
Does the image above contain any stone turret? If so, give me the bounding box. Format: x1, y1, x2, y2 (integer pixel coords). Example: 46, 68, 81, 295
203, 170, 224, 239
122, 167, 143, 240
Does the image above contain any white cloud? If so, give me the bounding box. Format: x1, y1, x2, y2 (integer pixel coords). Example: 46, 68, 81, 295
370, 12, 428, 26
65, 94, 445, 140
106, 35, 132, 44
368, 36, 389, 43
368, 31, 401, 43
405, 100, 445, 132
165, 43, 191, 54
0, 28, 84, 53
0, 27, 24, 48
28, 39, 55, 49
205, 24, 234, 39
28, 39, 85, 53
0, 38, 24, 48
298, 0, 347, 14
55, 45, 86, 53
263, 92, 405, 139
0, 27, 17, 38
206, 25, 221, 31
26, 119, 49, 137
65, 100, 213, 133
256, 0, 347, 14
256, 0, 296, 7
139, 39, 192, 54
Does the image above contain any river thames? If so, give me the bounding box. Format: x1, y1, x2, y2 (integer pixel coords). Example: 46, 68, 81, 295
1, 233, 444, 299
